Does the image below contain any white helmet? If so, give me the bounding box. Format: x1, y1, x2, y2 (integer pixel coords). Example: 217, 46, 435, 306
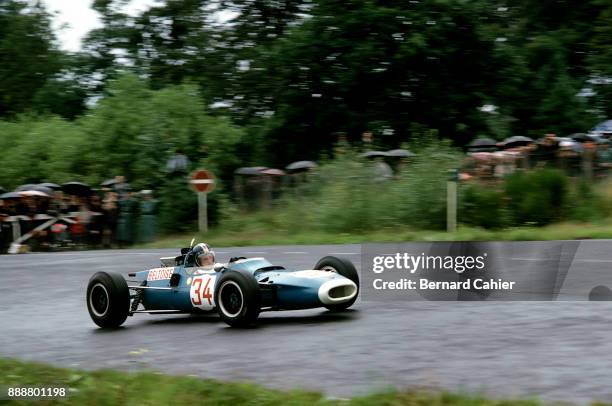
192, 243, 215, 267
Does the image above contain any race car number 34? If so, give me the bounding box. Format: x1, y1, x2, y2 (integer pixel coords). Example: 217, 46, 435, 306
190, 275, 216, 310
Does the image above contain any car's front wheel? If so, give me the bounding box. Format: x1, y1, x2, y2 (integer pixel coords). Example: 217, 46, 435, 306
214, 270, 260, 327
86, 272, 130, 328
315, 256, 359, 311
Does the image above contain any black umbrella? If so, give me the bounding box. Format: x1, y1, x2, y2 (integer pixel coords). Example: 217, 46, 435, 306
590, 134, 609, 144
386, 149, 416, 158
570, 133, 594, 143
0, 192, 23, 199
15, 183, 37, 192
360, 151, 389, 158
39, 182, 60, 190
101, 178, 118, 187
32, 185, 55, 196
503, 136, 534, 148
286, 161, 318, 171
234, 167, 268, 176
467, 137, 497, 149
62, 181, 91, 196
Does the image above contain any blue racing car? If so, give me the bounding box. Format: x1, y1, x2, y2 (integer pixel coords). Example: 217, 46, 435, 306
86, 242, 359, 328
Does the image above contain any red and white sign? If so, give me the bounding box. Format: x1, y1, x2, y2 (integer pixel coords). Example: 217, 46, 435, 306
190, 274, 216, 310
147, 267, 175, 281
190, 169, 215, 193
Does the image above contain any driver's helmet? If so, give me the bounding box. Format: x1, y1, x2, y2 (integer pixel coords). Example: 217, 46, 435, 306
192, 243, 215, 267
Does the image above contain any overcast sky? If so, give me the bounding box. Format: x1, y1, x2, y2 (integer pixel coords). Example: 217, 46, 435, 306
42, 0, 160, 52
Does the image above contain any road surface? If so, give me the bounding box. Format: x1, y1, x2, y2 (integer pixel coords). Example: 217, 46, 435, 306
1, 242, 612, 404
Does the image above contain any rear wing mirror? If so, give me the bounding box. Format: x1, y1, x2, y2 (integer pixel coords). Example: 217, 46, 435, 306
180, 247, 190, 255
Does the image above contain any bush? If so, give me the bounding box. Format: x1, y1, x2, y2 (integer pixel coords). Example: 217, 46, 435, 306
394, 139, 464, 230
503, 168, 568, 226
566, 180, 605, 222
158, 176, 198, 233
226, 138, 465, 234
309, 149, 398, 232
460, 184, 508, 229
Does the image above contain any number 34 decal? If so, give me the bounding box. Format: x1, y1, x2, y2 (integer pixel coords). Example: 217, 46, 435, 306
190, 275, 217, 310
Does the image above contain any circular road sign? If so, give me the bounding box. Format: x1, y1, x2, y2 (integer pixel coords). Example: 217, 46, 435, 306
190, 169, 215, 193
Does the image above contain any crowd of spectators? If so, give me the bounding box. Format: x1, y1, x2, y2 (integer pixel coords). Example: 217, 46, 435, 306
459, 132, 612, 183
0, 176, 158, 254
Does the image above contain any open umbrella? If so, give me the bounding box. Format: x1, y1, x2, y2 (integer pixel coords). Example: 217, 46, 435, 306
467, 137, 497, 149
286, 161, 318, 171
101, 178, 118, 187
39, 182, 60, 190
559, 138, 584, 153
592, 120, 612, 134
468, 152, 496, 161
19, 190, 51, 198
62, 181, 91, 196
386, 149, 416, 158
360, 151, 389, 158
15, 184, 37, 192
234, 167, 268, 176
503, 136, 534, 148
0, 192, 22, 200
570, 133, 593, 143
260, 168, 286, 176
590, 134, 609, 144
32, 185, 55, 196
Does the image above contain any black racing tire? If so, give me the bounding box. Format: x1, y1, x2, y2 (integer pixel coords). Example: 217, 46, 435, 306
86, 271, 130, 328
315, 256, 360, 311
214, 270, 260, 327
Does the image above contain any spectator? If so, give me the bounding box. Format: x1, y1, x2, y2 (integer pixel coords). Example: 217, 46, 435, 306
533, 133, 559, 167
101, 190, 118, 248
113, 175, 130, 200
71, 198, 92, 246
166, 148, 190, 174
597, 141, 612, 173
88, 193, 104, 247
49, 190, 68, 216
373, 157, 393, 181
138, 190, 158, 243
116, 189, 138, 247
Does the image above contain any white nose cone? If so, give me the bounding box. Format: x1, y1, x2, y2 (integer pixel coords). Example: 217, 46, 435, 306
318, 279, 358, 305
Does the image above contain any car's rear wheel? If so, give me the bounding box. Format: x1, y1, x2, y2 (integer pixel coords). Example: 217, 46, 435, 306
214, 270, 260, 327
315, 256, 359, 311
86, 272, 130, 328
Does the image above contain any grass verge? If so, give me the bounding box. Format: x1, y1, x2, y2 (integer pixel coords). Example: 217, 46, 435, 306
0, 358, 565, 405
142, 221, 612, 249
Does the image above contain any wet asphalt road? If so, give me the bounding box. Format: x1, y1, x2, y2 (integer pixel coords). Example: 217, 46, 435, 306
1, 242, 612, 404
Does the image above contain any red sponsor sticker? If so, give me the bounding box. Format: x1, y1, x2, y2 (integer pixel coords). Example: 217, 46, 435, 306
147, 267, 174, 281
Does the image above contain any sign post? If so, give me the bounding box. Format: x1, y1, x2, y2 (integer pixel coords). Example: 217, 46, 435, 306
198, 192, 208, 233
447, 169, 458, 233
189, 169, 215, 233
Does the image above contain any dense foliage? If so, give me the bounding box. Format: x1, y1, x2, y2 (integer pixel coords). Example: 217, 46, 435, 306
2, 0, 612, 162
218, 144, 609, 233
1, 0, 612, 233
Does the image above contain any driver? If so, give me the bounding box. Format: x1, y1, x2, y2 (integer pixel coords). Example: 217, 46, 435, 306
192, 242, 215, 268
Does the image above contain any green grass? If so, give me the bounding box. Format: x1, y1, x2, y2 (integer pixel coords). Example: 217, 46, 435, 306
0, 358, 583, 405
141, 220, 612, 249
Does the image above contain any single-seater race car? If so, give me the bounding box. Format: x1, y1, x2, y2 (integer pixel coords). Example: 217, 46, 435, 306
86, 244, 359, 328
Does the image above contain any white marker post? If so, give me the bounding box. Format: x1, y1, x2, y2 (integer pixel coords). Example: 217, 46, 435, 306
190, 169, 216, 233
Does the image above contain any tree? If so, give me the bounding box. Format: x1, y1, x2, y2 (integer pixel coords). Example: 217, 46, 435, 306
0, 1, 64, 117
